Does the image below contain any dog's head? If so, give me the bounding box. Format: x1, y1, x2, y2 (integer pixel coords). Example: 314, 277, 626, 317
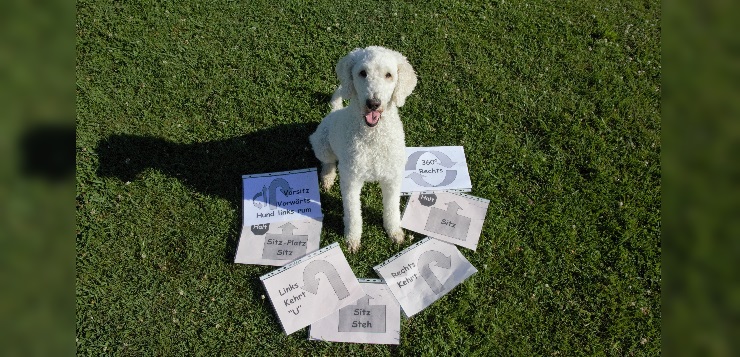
335, 46, 417, 127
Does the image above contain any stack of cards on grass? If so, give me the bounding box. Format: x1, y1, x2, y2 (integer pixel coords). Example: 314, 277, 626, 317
401, 191, 490, 251
374, 238, 477, 317
235, 168, 323, 266
309, 279, 401, 344
261, 243, 365, 335
401, 146, 472, 195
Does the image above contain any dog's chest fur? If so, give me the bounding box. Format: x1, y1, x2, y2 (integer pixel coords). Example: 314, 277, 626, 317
339, 114, 405, 181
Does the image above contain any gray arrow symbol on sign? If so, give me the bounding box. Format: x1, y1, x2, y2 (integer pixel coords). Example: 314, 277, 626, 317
406, 172, 430, 186
445, 201, 463, 214
418, 250, 452, 294
278, 222, 297, 235
436, 170, 458, 186
406, 170, 458, 187
268, 178, 293, 210
428, 151, 456, 168
355, 294, 373, 306
405, 151, 427, 170
302, 260, 350, 299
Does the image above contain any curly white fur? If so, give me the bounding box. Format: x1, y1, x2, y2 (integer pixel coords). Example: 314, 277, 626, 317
309, 46, 418, 252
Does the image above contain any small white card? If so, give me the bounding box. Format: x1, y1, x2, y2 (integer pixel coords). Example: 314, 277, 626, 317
234, 219, 322, 266
261, 243, 365, 335
373, 238, 477, 317
401, 146, 472, 195
401, 192, 490, 251
242, 168, 322, 225
309, 279, 401, 345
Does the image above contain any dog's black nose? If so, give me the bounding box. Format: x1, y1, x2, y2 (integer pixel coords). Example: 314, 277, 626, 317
366, 99, 381, 111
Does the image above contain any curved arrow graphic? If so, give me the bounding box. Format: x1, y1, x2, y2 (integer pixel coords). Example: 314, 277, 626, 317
302, 260, 350, 299
252, 178, 294, 210
406, 170, 458, 187
437, 170, 457, 186
405, 151, 427, 170
252, 186, 269, 209
268, 178, 292, 210
406, 172, 429, 186
417, 250, 452, 294
429, 151, 456, 168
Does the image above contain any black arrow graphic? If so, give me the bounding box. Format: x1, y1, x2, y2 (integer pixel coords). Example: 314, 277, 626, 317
302, 260, 350, 299
417, 250, 452, 294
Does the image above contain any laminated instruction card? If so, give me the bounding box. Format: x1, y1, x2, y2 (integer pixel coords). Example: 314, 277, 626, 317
260, 243, 365, 335
309, 279, 401, 345
234, 219, 322, 266
237, 168, 323, 266
401, 192, 490, 251
242, 168, 322, 226
401, 146, 472, 195
373, 238, 477, 317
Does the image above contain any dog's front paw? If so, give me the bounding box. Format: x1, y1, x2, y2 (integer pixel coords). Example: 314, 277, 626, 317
346, 237, 361, 253
320, 168, 336, 191
387, 228, 405, 244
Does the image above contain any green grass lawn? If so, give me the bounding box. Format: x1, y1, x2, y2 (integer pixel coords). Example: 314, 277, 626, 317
76, 0, 661, 354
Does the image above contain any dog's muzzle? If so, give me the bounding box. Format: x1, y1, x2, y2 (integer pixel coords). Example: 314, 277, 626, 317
364, 99, 382, 127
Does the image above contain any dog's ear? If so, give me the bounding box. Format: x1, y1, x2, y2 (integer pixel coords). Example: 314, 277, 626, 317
392, 53, 418, 108
335, 48, 362, 99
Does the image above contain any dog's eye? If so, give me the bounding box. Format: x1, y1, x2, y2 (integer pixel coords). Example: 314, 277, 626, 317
359, 70, 367, 78
385, 73, 392, 79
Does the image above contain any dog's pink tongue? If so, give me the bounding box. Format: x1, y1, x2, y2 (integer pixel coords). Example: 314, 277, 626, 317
364, 110, 381, 126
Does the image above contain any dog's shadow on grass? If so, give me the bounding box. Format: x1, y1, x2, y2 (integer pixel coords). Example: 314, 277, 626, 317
96, 123, 384, 262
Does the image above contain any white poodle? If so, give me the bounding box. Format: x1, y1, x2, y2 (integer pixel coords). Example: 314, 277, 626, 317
309, 46, 418, 252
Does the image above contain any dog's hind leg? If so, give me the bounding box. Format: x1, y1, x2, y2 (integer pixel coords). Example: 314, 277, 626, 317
380, 177, 405, 244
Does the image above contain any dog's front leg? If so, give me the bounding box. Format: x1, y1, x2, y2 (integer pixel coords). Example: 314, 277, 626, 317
380, 177, 404, 244
340, 176, 363, 252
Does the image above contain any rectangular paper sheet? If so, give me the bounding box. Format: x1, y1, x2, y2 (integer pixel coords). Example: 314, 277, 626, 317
235, 218, 322, 266
309, 279, 401, 345
242, 168, 322, 225
401, 146, 472, 195
373, 238, 477, 317
401, 192, 490, 250
261, 243, 365, 335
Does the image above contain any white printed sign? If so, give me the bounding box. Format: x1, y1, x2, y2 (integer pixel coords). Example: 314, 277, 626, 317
261, 243, 365, 335
373, 238, 477, 317
401, 192, 490, 251
401, 146, 472, 195
243, 168, 322, 225
309, 279, 401, 345
235, 219, 322, 266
